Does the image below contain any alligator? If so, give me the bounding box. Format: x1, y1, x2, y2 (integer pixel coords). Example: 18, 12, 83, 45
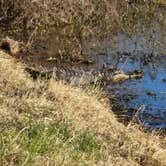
0, 36, 144, 85
25, 65, 144, 86
25, 66, 107, 86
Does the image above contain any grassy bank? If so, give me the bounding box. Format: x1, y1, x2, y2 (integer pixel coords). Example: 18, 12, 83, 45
0, 1, 166, 165
0, 0, 165, 59
0, 50, 166, 165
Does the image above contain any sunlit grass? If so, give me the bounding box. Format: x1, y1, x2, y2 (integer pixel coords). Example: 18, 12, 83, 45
0, 50, 166, 165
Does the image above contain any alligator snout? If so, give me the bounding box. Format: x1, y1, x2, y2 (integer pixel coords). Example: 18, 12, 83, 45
110, 70, 144, 83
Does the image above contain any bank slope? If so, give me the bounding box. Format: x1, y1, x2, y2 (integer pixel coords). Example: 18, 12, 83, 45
0, 50, 165, 166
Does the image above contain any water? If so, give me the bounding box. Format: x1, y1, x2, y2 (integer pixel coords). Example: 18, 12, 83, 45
79, 29, 165, 130
101, 32, 166, 130
106, 54, 166, 130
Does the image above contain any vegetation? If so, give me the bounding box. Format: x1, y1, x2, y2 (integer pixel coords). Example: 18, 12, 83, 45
0, 0, 166, 165
0, 0, 165, 58
0, 50, 166, 165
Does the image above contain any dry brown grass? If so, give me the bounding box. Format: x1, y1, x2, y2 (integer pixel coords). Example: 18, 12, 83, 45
0, 1, 165, 165
1, 0, 164, 60
0, 51, 166, 166
0, 0, 119, 58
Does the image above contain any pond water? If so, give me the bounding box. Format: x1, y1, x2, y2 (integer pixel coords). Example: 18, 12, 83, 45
106, 53, 166, 130
97, 32, 166, 131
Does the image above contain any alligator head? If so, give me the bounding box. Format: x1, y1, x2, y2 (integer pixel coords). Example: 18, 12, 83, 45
101, 63, 144, 83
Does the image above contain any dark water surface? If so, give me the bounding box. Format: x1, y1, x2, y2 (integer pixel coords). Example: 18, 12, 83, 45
98, 32, 166, 130
106, 54, 166, 130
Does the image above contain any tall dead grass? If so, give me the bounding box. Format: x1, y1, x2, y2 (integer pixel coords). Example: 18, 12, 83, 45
0, 0, 118, 57
0, 50, 166, 165
0, 0, 164, 58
